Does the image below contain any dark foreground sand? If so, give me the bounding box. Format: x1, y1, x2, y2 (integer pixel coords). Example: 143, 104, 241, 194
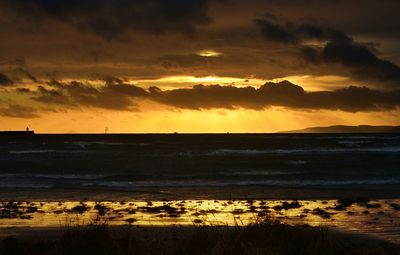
1, 221, 400, 255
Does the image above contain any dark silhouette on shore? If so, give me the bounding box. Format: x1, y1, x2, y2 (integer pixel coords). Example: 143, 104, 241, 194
0, 127, 34, 136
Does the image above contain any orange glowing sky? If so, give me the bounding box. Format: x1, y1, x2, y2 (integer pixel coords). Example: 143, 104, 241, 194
0, 0, 399, 133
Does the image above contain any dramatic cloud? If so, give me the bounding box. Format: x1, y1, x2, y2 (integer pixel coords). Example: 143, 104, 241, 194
0, 73, 13, 86
1, 0, 211, 40
255, 14, 349, 44
150, 81, 400, 112
0, 104, 39, 118
17, 68, 38, 83
26, 80, 400, 113
32, 79, 147, 110
256, 15, 400, 85
322, 41, 400, 82
1, 1, 399, 88
149, 84, 259, 110
32, 86, 72, 106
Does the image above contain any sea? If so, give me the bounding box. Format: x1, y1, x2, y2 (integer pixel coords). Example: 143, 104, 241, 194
1, 134, 399, 200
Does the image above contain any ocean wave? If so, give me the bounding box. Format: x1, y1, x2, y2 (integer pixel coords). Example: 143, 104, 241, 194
65, 141, 126, 148
337, 140, 372, 146
1, 177, 399, 189
64, 141, 148, 148
317, 136, 380, 140
207, 147, 400, 156
8, 150, 57, 154
0, 174, 107, 180
0, 183, 54, 188
8, 150, 89, 154
81, 178, 400, 189
220, 170, 294, 176
287, 160, 307, 165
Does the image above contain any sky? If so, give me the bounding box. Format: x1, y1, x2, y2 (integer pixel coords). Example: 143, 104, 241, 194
0, 0, 399, 133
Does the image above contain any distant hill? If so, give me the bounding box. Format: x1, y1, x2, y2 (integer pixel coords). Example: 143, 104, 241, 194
280, 125, 400, 133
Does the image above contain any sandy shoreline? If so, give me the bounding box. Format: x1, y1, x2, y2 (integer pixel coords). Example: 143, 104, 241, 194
1, 198, 400, 244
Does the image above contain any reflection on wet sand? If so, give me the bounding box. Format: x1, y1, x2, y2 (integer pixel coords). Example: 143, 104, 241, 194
1, 199, 400, 243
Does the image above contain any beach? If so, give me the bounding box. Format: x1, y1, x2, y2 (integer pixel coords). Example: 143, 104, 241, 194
1, 198, 400, 244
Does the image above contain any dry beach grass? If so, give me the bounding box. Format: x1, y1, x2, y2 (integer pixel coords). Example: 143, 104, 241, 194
1, 216, 400, 255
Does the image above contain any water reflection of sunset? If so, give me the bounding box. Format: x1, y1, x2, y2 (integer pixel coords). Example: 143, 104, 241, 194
1, 199, 399, 243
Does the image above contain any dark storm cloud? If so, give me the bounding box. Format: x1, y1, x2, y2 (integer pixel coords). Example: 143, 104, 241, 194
239, 0, 400, 40
322, 41, 400, 82
0, 0, 399, 95
17, 68, 38, 83
15, 87, 32, 94
255, 15, 349, 44
29, 80, 400, 112
149, 84, 259, 110
0, 73, 14, 86
0, 104, 39, 118
300, 41, 400, 84
32, 79, 147, 110
149, 81, 400, 112
1, 0, 211, 40
32, 86, 72, 106
255, 15, 400, 85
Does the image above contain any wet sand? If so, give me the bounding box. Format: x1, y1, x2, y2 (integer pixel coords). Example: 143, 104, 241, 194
1, 199, 400, 244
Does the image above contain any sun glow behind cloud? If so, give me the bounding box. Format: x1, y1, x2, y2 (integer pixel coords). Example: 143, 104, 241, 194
4, 74, 355, 93
132, 74, 354, 91
268, 75, 354, 91
133, 75, 266, 89
196, 50, 222, 57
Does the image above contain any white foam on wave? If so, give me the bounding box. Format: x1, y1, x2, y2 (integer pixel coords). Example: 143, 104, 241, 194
2, 176, 399, 189
0, 183, 54, 188
287, 160, 307, 165
222, 170, 292, 176
235, 179, 400, 186
8, 150, 57, 154
207, 147, 400, 156
8, 150, 90, 154
338, 140, 372, 146
0, 174, 106, 180
34, 174, 106, 180
64, 141, 135, 148
318, 136, 379, 140
81, 178, 400, 189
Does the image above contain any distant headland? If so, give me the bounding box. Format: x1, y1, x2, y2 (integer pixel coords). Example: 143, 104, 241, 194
280, 125, 400, 133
